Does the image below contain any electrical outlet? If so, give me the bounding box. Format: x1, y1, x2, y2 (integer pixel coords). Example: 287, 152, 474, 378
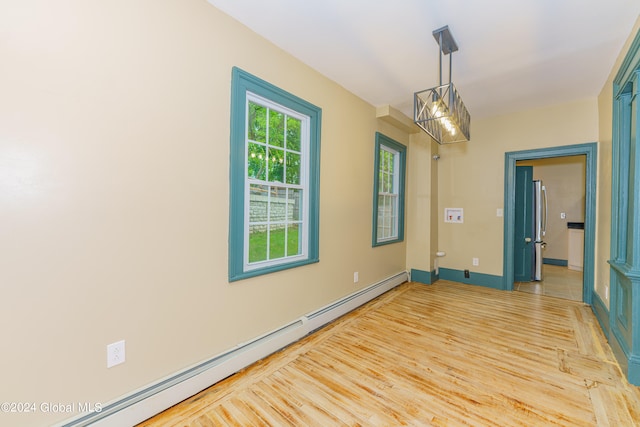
560, 212, 566, 219
464, 269, 470, 278
107, 340, 126, 368
472, 258, 479, 266
353, 272, 359, 283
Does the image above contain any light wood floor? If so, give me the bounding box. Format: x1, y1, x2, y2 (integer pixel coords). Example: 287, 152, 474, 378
140, 281, 640, 426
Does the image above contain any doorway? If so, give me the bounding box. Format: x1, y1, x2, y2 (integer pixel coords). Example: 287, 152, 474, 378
502, 143, 597, 305
513, 157, 585, 301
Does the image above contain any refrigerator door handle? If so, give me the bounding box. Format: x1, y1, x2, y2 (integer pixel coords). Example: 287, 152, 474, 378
542, 185, 547, 237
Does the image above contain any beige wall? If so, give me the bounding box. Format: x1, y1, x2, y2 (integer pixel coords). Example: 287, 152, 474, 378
596, 16, 640, 308
2, 1, 639, 424
0, 1, 409, 425
406, 132, 437, 274
437, 98, 598, 276
518, 156, 586, 261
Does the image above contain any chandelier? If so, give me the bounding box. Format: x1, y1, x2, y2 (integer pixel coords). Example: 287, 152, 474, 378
414, 25, 470, 144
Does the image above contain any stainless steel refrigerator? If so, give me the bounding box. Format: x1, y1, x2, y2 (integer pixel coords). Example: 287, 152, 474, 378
533, 180, 547, 281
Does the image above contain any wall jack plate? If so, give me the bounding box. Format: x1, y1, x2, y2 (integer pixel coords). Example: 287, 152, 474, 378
444, 208, 464, 223
107, 340, 126, 368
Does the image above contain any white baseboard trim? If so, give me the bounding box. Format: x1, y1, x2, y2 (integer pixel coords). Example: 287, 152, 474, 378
57, 271, 408, 427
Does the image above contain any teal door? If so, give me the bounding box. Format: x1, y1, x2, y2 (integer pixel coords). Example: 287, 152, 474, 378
514, 166, 534, 282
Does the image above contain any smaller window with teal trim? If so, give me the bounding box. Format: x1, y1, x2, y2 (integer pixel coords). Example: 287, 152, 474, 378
229, 67, 321, 281
372, 133, 406, 246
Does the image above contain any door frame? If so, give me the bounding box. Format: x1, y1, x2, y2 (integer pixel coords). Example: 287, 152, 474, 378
503, 143, 597, 304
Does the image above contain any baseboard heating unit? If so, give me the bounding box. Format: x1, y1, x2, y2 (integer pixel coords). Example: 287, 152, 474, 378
57, 271, 408, 427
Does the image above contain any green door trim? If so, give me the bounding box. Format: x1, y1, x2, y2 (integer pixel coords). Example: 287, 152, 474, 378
503, 143, 597, 305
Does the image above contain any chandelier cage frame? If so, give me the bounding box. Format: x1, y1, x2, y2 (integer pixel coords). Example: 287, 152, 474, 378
414, 25, 471, 144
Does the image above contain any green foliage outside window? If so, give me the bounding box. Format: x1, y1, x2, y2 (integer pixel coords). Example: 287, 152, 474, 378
246, 100, 305, 264
247, 101, 301, 185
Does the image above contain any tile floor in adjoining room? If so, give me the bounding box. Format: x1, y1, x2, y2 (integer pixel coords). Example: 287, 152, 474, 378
515, 264, 583, 302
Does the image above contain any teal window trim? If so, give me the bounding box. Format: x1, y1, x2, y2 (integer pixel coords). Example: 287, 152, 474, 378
372, 132, 406, 246
608, 27, 640, 386
229, 67, 321, 282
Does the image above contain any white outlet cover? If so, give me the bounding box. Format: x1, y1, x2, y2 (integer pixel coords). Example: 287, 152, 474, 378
107, 340, 126, 368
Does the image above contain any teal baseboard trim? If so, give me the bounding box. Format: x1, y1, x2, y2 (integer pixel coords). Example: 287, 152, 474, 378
609, 331, 629, 378
591, 292, 610, 340
544, 258, 568, 266
410, 268, 433, 285
432, 270, 439, 284
439, 268, 504, 290
629, 355, 640, 386
609, 310, 640, 386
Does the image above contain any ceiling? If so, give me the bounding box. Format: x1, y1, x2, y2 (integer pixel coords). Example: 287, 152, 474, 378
207, 0, 640, 120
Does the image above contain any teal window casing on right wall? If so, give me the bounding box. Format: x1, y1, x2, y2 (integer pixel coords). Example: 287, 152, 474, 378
609, 27, 640, 386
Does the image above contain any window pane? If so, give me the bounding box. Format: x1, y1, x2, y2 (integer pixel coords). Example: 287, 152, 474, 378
248, 143, 266, 180
248, 224, 268, 263
268, 147, 284, 182
269, 109, 285, 147
378, 194, 386, 237
250, 183, 268, 196
269, 224, 286, 259
287, 224, 301, 256
249, 184, 268, 225
287, 116, 301, 151
389, 196, 398, 238
377, 193, 399, 240
287, 189, 302, 221
269, 187, 287, 222
248, 102, 267, 142
286, 152, 301, 185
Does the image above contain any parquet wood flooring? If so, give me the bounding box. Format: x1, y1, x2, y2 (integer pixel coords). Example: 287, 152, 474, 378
139, 281, 640, 426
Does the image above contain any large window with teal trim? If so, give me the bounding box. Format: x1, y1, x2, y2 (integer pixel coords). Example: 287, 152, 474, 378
229, 68, 321, 281
372, 133, 406, 246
